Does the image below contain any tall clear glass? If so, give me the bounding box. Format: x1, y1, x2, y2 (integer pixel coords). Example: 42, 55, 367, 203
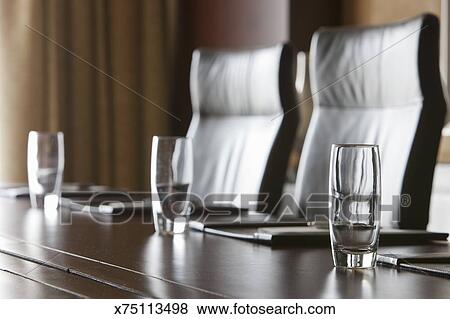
27, 131, 65, 209
329, 144, 381, 269
151, 137, 193, 234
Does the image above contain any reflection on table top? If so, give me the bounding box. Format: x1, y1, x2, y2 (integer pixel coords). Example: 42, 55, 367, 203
0, 198, 448, 298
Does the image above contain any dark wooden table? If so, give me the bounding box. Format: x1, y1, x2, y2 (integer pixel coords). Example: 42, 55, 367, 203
0, 198, 449, 298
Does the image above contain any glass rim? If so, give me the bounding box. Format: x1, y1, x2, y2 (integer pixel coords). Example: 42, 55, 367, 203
332, 143, 378, 148
152, 136, 191, 140
29, 131, 64, 136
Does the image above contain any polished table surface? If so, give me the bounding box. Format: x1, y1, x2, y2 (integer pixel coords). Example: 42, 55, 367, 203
0, 198, 449, 298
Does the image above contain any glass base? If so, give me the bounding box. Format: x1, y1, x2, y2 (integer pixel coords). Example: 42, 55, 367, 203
333, 249, 377, 269
30, 193, 45, 209
30, 193, 60, 210
154, 215, 188, 235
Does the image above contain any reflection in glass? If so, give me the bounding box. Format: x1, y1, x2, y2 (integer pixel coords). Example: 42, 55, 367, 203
27, 131, 64, 209
329, 144, 381, 269
151, 137, 193, 234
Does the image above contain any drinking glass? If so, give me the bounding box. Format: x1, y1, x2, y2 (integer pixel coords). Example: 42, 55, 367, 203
151, 137, 193, 234
27, 131, 65, 209
329, 144, 381, 269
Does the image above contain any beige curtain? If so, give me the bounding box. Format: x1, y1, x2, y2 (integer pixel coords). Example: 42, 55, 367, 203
0, 0, 178, 190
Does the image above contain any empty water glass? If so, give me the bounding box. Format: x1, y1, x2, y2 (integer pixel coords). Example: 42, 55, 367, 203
27, 131, 64, 209
151, 136, 193, 234
329, 144, 381, 269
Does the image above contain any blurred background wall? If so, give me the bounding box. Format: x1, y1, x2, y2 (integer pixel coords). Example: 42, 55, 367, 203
0, 0, 446, 190
0, 0, 176, 190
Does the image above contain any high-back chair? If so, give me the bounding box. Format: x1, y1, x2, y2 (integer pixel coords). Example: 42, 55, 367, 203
188, 44, 298, 212
295, 14, 446, 229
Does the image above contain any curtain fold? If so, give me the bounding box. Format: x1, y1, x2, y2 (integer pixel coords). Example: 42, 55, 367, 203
0, 0, 175, 190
